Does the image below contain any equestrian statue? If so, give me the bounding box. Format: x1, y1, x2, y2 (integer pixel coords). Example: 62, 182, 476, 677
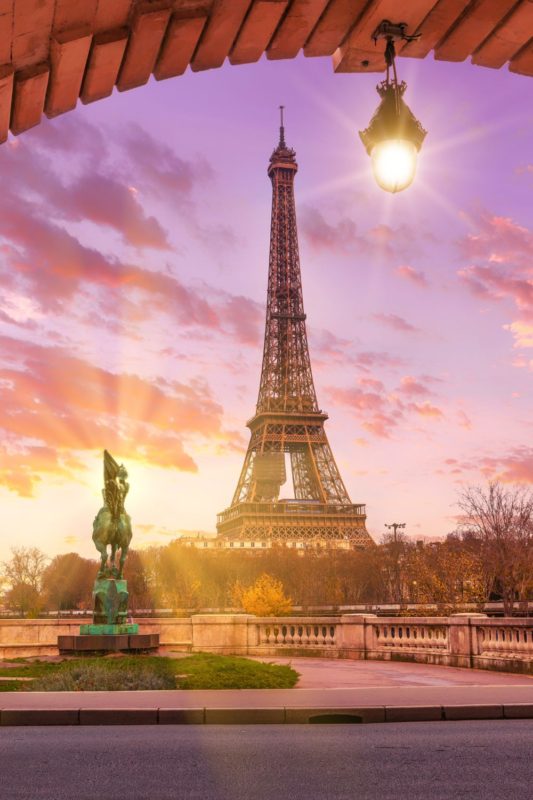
92, 450, 132, 579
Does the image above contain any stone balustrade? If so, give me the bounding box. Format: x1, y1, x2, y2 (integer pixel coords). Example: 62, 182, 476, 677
255, 618, 338, 650
475, 620, 533, 662
371, 621, 450, 653
0, 614, 532, 674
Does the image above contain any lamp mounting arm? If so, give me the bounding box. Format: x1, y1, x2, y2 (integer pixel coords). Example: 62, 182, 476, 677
372, 20, 421, 109
372, 20, 421, 46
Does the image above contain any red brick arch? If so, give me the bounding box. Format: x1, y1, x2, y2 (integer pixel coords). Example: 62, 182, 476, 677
1, 0, 531, 142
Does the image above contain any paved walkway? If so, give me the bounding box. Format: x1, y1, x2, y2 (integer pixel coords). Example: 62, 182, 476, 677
1, 658, 532, 712
252, 656, 533, 689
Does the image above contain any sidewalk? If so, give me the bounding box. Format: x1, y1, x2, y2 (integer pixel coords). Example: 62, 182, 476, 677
1, 658, 532, 725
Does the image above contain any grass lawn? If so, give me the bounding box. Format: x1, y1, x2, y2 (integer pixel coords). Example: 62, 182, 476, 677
0, 653, 299, 692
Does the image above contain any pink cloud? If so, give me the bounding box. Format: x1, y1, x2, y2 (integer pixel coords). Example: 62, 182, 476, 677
504, 321, 533, 349
458, 265, 533, 317
0, 204, 220, 326
362, 413, 399, 438
309, 329, 363, 372
0, 194, 266, 348
395, 265, 428, 288
409, 402, 444, 419
397, 376, 432, 396
459, 212, 532, 268
373, 313, 420, 334
0, 116, 257, 351
478, 448, 533, 484
0, 135, 170, 252
326, 374, 445, 438
299, 209, 427, 261
457, 211, 533, 340
358, 377, 385, 392
457, 410, 472, 429
49, 174, 170, 250
121, 124, 214, 200
0, 115, 231, 260
0, 335, 228, 496
326, 386, 385, 413
299, 206, 366, 254
221, 295, 262, 346
515, 164, 533, 178
353, 351, 406, 372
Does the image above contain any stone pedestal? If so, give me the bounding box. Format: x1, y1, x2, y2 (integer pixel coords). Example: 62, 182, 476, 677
58, 632, 159, 655
79, 623, 139, 635
57, 577, 159, 655
93, 578, 129, 625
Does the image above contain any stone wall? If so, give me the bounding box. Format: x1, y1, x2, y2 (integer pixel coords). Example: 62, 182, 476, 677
1, 614, 532, 674
0, 618, 193, 659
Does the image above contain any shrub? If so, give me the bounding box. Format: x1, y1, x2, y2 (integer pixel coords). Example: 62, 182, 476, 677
31, 662, 175, 691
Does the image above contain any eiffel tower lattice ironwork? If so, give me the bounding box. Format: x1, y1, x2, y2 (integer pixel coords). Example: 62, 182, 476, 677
217, 111, 373, 549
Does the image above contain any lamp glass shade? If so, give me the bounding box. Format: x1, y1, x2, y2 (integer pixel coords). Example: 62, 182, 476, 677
370, 138, 418, 193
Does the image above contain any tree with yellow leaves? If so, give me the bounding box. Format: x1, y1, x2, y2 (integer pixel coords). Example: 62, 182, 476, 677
232, 573, 292, 616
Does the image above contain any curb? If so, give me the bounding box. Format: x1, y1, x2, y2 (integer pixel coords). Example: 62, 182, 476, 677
1, 704, 533, 726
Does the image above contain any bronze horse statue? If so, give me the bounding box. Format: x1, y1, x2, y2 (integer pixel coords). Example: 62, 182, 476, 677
92, 450, 132, 578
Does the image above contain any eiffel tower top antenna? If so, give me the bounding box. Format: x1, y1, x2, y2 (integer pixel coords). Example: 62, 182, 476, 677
279, 104, 285, 147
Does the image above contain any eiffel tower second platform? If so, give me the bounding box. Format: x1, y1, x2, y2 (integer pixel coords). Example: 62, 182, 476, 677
216, 113, 373, 551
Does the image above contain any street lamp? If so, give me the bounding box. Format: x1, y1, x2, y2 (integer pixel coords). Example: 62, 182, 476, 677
384, 522, 406, 542
359, 21, 427, 193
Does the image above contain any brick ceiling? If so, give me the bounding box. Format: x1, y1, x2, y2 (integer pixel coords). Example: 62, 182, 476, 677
0, 0, 531, 142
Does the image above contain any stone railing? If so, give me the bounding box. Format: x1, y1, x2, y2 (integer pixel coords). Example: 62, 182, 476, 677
1, 613, 532, 674
371, 621, 450, 653
475, 619, 533, 662
248, 614, 533, 674
255, 618, 337, 650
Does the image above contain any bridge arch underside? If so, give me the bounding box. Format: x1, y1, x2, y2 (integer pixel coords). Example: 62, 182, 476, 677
0, 0, 531, 142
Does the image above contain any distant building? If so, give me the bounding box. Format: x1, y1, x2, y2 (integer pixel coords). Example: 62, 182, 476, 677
179, 536, 354, 554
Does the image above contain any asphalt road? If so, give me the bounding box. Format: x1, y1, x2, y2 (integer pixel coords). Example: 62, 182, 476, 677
1, 721, 532, 800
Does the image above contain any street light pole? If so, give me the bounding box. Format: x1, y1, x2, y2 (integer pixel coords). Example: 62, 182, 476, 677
384, 522, 406, 543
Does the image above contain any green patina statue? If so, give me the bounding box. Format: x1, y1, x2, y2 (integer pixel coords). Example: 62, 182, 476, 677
92, 450, 132, 579
88, 450, 135, 630
59, 451, 161, 646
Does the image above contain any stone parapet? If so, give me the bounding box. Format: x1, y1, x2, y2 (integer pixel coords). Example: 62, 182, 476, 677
191, 614, 255, 655
0, 614, 532, 674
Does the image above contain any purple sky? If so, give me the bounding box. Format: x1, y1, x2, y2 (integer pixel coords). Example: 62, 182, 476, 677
0, 53, 532, 559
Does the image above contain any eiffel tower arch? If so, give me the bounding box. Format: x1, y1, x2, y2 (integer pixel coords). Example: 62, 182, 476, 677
217, 112, 373, 550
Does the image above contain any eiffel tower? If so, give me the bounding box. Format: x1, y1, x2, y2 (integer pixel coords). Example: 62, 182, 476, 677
216, 111, 373, 550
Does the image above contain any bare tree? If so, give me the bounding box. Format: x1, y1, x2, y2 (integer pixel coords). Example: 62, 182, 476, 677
1, 546, 48, 616
457, 482, 533, 616
379, 530, 410, 606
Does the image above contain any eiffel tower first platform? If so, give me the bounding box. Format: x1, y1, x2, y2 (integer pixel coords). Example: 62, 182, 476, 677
216, 112, 373, 550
